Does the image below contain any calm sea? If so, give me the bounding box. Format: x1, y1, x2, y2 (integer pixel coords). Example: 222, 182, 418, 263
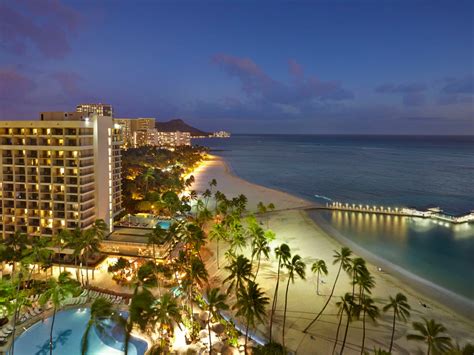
196, 135, 474, 299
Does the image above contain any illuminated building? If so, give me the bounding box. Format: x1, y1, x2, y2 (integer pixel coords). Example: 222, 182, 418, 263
114, 118, 155, 149
0, 115, 122, 237
76, 103, 113, 117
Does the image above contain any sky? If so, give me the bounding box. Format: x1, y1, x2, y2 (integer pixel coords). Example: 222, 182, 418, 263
0, 0, 473, 134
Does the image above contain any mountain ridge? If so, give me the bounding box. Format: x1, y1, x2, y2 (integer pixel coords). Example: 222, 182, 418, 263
155, 119, 210, 137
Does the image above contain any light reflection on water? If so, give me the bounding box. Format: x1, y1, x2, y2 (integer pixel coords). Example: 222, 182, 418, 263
315, 210, 474, 299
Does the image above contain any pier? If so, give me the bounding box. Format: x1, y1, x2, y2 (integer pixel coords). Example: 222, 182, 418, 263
323, 202, 474, 224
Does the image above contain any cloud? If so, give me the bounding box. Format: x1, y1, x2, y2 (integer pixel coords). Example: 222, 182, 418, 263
375, 82, 428, 107
0, 1, 80, 59
51, 71, 83, 96
0, 68, 36, 101
288, 59, 304, 79
436, 94, 473, 105
441, 75, 474, 94
403, 92, 425, 107
375, 82, 427, 94
211, 53, 353, 106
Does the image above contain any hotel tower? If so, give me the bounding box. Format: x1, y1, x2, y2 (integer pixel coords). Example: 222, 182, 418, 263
0, 114, 122, 238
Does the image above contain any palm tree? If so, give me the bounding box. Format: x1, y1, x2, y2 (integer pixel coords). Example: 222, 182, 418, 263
355, 269, 376, 301
150, 292, 182, 346
204, 287, 229, 353
81, 219, 107, 283
282, 254, 306, 349
332, 292, 355, 355
347, 257, 367, 297
39, 271, 79, 355
356, 295, 379, 354
311, 259, 328, 296
407, 318, 452, 355
234, 281, 269, 354
142, 167, 156, 193
209, 222, 228, 269
146, 224, 167, 261
269, 243, 291, 341
9, 237, 53, 355
81, 297, 124, 355
223, 254, 252, 294
51, 230, 68, 273
186, 257, 209, 316
304, 247, 352, 333
251, 230, 273, 281
383, 293, 411, 353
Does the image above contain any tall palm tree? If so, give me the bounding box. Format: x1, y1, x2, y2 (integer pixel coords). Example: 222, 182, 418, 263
270, 243, 291, 341
63, 228, 84, 282
332, 292, 354, 355
356, 295, 379, 354
39, 271, 79, 355
251, 230, 272, 281
81, 219, 107, 283
146, 224, 167, 261
407, 318, 452, 355
209, 222, 228, 269
234, 281, 269, 354
282, 254, 306, 349
150, 292, 182, 347
383, 293, 411, 353
304, 247, 353, 333
9, 237, 53, 355
311, 259, 328, 296
355, 269, 376, 301
223, 254, 252, 294
142, 167, 156, 193
204, 287, 229, 353
81, 297, 125, 355
347, 257, 367, 297
186, 257, 209, 316
51, 230, 68, 274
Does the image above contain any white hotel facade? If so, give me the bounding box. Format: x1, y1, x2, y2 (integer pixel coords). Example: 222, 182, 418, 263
0, 114, 122, 238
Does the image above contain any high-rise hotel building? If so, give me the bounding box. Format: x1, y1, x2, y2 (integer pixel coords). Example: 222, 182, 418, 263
114, 118, 155, 149
0, 114, 122, 238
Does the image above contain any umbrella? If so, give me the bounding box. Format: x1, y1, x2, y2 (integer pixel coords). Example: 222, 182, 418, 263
199, 329, 209, 339
199, 310, 210, 321
212, 323, 225, 334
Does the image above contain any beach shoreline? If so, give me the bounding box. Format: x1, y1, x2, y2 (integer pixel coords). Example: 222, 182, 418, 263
192, 154, 474, 353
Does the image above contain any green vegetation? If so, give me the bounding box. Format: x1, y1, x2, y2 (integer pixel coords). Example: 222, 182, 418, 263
121, 145, 206, 214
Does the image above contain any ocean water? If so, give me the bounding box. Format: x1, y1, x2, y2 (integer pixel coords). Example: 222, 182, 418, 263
196, 135, 474, 300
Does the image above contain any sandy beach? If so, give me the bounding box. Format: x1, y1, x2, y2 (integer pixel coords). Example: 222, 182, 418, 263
191, 155, 474, 354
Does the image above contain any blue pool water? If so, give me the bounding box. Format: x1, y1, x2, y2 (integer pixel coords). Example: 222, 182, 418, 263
13, 308, 147, 355
156, 220, 171, 229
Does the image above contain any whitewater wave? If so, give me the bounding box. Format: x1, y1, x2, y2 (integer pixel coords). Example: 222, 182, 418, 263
314, 194, 333, 202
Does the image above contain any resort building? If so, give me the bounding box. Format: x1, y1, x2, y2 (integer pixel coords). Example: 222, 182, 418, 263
0, 114, 123, 237
114, 118, 155, 149
133, 129, 191, 148
154, 130, 191, 148
76, 103, 113, 118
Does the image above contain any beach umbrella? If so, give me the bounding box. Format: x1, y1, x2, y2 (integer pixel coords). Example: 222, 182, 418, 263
199, 310, 210, 321
212, 322, 225, 334
221, 345, 240, 355
199, 329, 209, 339
212, 340, 225, 353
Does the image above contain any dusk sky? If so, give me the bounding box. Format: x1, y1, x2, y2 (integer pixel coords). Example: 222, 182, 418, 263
1, 0, 473, 134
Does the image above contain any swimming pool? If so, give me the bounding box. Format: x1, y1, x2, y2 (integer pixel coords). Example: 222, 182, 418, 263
156, 220, 171, 229
12, 308, 148, 355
